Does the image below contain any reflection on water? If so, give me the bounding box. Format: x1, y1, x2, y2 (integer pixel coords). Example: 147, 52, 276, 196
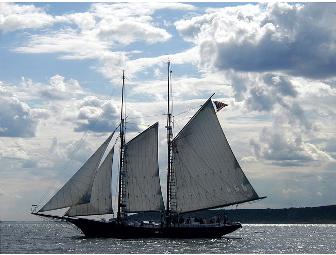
1, 222, 336, 253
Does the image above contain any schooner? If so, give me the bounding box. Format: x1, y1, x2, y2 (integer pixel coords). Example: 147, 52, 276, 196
32, 62, 265, 238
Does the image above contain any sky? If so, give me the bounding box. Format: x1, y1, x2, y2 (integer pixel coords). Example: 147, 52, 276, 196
0, 2, 336, 221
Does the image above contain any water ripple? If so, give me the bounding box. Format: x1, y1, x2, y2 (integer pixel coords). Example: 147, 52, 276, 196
1, 222, 336, 253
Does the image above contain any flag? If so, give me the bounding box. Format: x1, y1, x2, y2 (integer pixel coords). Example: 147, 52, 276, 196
214, 101, 228, 112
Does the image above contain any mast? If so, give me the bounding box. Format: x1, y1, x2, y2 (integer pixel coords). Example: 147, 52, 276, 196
166, 61, 174, 223
117, 70, 126, 220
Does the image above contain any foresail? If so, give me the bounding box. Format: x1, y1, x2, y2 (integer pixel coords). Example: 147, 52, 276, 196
39, 133, 114, 212
65, 147, 114, 217
124, 122, 164, 212
171, 99, 260, 213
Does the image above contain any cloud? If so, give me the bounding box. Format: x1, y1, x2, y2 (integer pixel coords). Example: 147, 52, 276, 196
251, 127, 313, 166
241, 72, 335, 167
176, 3, 336, 79
0, 87, 46, 137
0, 140, 29, 160
15, 29, 111, 60
0, 3, 65, 32
17, 74, 91, 109
13, 3, 198, 82
13, 2, 181, 57
246, 74, 313, 130
40, 75, 82, 100
74, 96, 142, 133
98, 47, 198, 81
90, 2, 196, 20
75, 96, 119, 132
250, 121, 333, 167
96, 19, 171, 45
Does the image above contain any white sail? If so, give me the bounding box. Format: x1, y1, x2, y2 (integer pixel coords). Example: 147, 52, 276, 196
39, 133, 114, 212
124, 122, 164, 212
171, 99, 260, 213
65, 147, 114, 217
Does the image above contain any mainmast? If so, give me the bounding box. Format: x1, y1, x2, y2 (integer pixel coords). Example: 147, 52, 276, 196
117, 70, 126, 220
166, 61, 175, 223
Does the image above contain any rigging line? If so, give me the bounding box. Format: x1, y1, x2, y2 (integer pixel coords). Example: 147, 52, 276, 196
125, 106, 200, 122
174, 105, 202, 117
126, 122, 153, 128
126, 113, 163, 120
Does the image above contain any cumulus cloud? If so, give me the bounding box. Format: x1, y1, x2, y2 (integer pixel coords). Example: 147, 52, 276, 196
251, 128, 311, 166
74, 96, 142, 133
40, 75, 82, 100
176, 3, 336, 79
0, 3, 65, 32
250, 112, 333, 167
75, 96, 119, 132
251, 129, 329, 167
235, 71, 334, 166
17, 74, 87, 105
0, 87, 47, 137
245, 73, 300, 112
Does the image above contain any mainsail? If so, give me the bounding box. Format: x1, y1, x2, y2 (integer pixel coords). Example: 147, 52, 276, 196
124, 122, 164, 212
65, 147, 114, 217
171, 99, 260, 213
39, 133, 113, 212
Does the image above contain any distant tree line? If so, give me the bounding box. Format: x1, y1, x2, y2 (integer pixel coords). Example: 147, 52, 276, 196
129, 205, 336, 224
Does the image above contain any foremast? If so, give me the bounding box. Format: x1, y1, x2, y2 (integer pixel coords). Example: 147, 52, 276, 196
117, 70, 127, 221
166, 61, 176, 225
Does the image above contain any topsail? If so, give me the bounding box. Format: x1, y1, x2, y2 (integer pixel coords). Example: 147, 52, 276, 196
171, 99, 260, 213
39, 133, 113, 212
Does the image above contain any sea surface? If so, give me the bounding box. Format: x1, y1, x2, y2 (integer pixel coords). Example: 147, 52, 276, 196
1, 221, 336, 253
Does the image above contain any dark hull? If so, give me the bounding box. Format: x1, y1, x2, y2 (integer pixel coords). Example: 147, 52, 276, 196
33, 213, 241, 238
67, 217, 242, 238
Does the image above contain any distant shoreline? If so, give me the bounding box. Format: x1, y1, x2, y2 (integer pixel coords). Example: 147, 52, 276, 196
128, 204, 336, 224
224, 204, 336, 224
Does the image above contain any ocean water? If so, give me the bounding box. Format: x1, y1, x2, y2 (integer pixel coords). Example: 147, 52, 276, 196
1, 221, 336, 253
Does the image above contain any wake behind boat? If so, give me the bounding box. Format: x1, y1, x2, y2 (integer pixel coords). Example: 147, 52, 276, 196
32, 62, 265, 238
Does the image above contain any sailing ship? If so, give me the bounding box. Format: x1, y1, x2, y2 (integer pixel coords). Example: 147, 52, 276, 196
32, 62, 265, 238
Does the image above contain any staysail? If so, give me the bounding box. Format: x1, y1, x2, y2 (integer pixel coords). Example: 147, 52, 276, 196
124, 122, 164, 212
171, 99, 260, 213
65, 146, 114, 217
38, 133, 113, 212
